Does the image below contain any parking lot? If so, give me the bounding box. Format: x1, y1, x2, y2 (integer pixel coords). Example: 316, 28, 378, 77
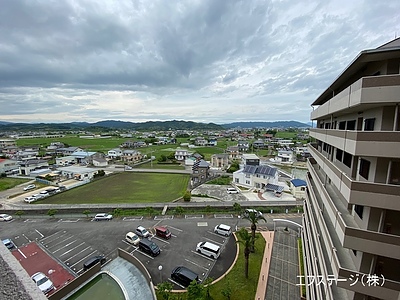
1, 213, 301, 293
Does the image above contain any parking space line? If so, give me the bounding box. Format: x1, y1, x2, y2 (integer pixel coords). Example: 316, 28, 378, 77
168, 278, 185, 289
167, 225, 183, 232
135, 250, 154, 260
70, 250, 98, 268
23, 219, 37, 223
190, 250, 215, 262
185, 215, 204, 219
46, 235, 74, 250
204, 237, 223, 245
151, 236, 170, 244
122, 216, 143, 221
41, 231, 70, 245
60, 242, 85, 257
40, 230, 64, 242
207, 231, 227, 238
22, 233, 31, 243
185, 258, 209, 270
53, 240, 78, 254
58, 219, 80, 223
18, 248, 27, 259
65, 246, 92, 263
35, 229, 44, 238
214, 214, 234, 219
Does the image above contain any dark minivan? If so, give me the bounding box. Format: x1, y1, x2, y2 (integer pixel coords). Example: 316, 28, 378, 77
138, 239, 160, 257
155, 226, 172, 239
171, 266, 199, 287
83, 255, 106, 271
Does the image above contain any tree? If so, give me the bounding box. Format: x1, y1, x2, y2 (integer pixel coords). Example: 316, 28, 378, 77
158, 154, 167, 162
233, 202, 241, 214
47, 209, 58, 218
157, 281, 173, 300
175, 206, 184, 215
187, 280, 204, 300
236, 228, 253, 278
221, 277, 232, 299
15, 210, 25, 219
183, 190, 191, 202
243, 211, 266, 252
82, 210, 91, 218
203, 277, 214, 300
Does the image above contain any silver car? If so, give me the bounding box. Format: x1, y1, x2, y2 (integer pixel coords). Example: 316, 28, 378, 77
31, 272, 54, 294
94, 213, 113, 221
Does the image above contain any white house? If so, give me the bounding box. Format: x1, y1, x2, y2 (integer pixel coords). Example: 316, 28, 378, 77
175, 148, 191, 161
290, 179, 307, 199
108, 148, 123, 159
233, 164, 280, 190
56, 156, 77, 166
269, 150, 295, 164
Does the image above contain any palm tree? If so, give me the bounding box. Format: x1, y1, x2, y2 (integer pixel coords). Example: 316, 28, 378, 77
243, 210, 266, 252
236, 228, 254, 278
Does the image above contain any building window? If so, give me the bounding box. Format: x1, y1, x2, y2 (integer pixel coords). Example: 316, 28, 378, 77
339, 121, 346, 130
364, 118, 375, 131
246, 180, 250, 184
354, 205, 364, 219
346, 120, 356, 130
336, 149, 343, 161
235, 178, 239, 183
343, 152, 352, 168
359, 159, 370, 180
389, 161, 400, 185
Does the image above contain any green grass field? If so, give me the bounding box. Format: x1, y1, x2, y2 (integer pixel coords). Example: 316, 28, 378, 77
37, 172, 190, 204
0, 177, 30, 191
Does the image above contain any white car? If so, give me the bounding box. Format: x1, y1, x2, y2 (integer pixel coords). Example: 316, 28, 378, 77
226, 187, 238, 194
23, 184, 36, 191
31, 272, 54, 294
243, 208, 263, 218
214, 224, 232, 236
33, 193, 45, 200
135, 226, 150, 238
24, 196, 37, 203
0, 214, 12, 222
94, 213, 113, 221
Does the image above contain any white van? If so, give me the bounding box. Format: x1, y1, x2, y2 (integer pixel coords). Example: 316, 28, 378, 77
214, 224, 232, 236
196, 242, 220, 259
226, 187, 238, 194
125, 232, 140, 246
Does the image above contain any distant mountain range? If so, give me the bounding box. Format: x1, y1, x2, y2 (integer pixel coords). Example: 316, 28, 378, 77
0, 120, 310, 131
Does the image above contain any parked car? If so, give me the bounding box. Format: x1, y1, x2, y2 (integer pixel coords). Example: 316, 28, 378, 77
135, 226, 150, 238
138, 238, 160, 257
32, 193, 44, 200
40, 190, 49, 197
23, 184, 36, 191
155, 226, 171, 239
214, 224, 231, 236
24, 196, 37, 203
94, 213, 113, 221
125, 232, 140, 246
31, 272, 54, 294
243, 208, 263, 218
0, 214, 12, 222
226, 187, 238, 194
83, 255, 106, 271
171, 266, 199, 287
196, 241, 220, 259
2, 238, 15, 250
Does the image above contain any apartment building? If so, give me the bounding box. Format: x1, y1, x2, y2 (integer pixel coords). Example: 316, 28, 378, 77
303, 38, 400, 300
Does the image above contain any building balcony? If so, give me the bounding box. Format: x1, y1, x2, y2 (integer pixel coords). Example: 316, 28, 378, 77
311, 74, 400, 120
308, 144, 400, 211
309, 128, 400, 157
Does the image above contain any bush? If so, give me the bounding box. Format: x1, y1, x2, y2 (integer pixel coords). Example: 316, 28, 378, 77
183, 190, 191, 202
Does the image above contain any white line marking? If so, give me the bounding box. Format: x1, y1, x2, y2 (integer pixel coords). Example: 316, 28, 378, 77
152, 236, 170, 244
185, 215, 204, 219
136, 251, 154, 260
53, 240, 77, 254
60, 242, 85, 257
204, 237, 223, 245
22, 233, 31, 243
191, 250, 215, 262
168, 278, 185, 288
47, 235, 74, 250
18, 249, 27, 259
35, 229, 44, 238
58, 219, 80, 223
65, 246, 92, 263
40, 231, 64, 242
167, 225, 183, 232
185, 258, 209, 270
122, 216, 143, 221
70, 250, 97, 268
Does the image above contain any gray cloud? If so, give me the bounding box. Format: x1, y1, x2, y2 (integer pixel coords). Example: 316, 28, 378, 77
1, 0, 399, 124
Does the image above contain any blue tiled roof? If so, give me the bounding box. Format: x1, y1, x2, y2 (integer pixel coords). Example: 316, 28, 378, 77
291, 179, 307, 187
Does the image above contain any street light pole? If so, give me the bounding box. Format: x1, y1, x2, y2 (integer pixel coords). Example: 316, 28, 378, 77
158, 265, 163, 283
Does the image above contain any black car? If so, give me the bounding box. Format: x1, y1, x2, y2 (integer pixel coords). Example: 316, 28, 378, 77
83, 255, 106, 271
171, 266, 199, 287
138, 239, 160, 257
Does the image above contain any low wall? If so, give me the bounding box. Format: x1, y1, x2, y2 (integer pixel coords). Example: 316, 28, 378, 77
48, 263, 101, 300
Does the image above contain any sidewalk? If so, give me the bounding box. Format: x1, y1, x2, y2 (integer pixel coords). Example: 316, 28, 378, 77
255, 231, 275, 300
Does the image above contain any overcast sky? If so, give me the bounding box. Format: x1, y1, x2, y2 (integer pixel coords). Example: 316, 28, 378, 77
1, 0, 399, 124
